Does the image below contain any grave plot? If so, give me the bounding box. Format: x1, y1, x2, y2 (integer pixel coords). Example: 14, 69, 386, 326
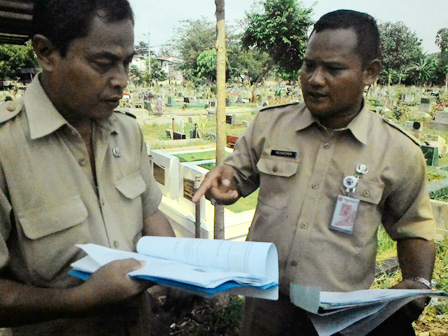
150, 148, 257, 241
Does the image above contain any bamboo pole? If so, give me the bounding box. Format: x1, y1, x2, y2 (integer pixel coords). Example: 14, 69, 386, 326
214, 0, 226, 240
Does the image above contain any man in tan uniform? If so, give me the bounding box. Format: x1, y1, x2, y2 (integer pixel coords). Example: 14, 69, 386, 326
193, 10, 435, 336
0, 0, 174, 335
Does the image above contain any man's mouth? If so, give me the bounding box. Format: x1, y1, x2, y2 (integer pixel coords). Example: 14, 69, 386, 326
103, 97, 122, 107
308, 91, 327, 99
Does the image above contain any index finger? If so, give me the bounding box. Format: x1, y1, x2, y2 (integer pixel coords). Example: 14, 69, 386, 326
192, 177, 214, 202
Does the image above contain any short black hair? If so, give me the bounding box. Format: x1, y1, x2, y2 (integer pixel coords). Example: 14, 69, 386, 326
32, 0, 134, 56
312, 9, 380, 67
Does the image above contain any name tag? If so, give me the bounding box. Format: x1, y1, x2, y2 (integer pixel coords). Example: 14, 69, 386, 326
271, 150, 297, 158
330, 195, 359, 234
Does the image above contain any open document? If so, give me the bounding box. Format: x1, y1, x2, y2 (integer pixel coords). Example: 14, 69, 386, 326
290, 283, 448, 336
69, 237, 278, 299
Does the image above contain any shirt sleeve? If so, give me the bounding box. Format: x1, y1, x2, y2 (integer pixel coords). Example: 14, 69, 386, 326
0, 160, 12, 271
223, 115, 261, 197
138, 129, 163, 219
382, 143, 435, 241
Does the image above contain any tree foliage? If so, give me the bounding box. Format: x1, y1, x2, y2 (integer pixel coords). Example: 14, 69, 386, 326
170, 16, 268, 85
196, 49, 217, 83
171, 17, 216, 81
242, 0, 314, 80
407, 56, 438, 86
134, 41, 149, 58
0, 43, 38, 81
435, 28, 448, 84
378, 22, 423, 85
149, 58, 167, 84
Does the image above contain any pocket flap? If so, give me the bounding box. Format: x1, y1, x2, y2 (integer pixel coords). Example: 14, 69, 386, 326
257, 156, 298, 177
356, 179, 384, 204
19, 196, 88, 240
115, 172, 147, 199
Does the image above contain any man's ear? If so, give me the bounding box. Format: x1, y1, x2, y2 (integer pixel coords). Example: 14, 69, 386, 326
363, 59, 381, 85
32, 34, 60, 72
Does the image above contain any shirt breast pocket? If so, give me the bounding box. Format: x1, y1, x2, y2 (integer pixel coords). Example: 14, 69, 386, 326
256, 156, 299, 210
18, 195, 88, 282
115, 172, 147, 241
352, 179, 385, 236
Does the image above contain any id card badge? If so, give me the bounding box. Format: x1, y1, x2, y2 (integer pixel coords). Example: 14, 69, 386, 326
330, 195, 360, 234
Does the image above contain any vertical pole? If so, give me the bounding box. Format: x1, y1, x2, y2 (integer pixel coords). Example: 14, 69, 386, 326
214, 0, 226, 240
147, 30, 151, 74
194, 175, 201, 238
172, 117, 175, 140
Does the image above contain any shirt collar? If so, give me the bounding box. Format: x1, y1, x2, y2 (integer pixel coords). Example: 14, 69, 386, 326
294, 104, 318, 131
24, 74, 117, 139
24, 74, 68, 140
295, 102, 369, 146
345, 104, 369, 146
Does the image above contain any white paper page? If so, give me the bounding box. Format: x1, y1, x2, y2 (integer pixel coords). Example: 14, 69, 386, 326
340, 296, 416, 336
319, 288, 436, 308
227, 283, 279, 300
71, 255, 101, 273
73, 244, 275, 288
309, 301, 387, 336
136, 236, 278, 281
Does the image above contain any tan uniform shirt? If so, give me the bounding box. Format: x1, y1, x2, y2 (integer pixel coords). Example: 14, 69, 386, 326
0, 76, 162, 335
225, 102, 435, 294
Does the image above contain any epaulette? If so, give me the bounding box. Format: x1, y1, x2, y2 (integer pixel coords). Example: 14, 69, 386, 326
381, 117, 421, 147
0, 99, 23, 123
259, 101, 301, 112
114, 108, 137, 119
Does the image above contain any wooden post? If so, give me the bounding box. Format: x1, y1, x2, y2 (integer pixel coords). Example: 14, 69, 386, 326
194, 175, 201, 238
214, 0, 226, 240
171, 117, 175, 140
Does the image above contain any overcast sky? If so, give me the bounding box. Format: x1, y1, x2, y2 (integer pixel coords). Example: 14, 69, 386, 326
128, 0, 447, 55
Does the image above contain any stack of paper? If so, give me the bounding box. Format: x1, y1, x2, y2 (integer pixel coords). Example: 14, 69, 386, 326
70, 237, 279, 299
290, 284, 448, 336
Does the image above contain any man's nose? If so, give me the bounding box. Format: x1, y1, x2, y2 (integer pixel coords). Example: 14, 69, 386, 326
308, 68, 325, 86
110, 65, 129, 89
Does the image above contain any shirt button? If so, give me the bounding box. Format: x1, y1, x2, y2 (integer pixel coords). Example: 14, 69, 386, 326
290, 260, 298, 267
312, 183, 319, 189
363, 190, 371, 197
272, 165, 278, 173
300, 222, 308, 229
323, 143, 330, 149
7, 105, 15, 112
113, 240, 119, 248
78, 158, 87, 166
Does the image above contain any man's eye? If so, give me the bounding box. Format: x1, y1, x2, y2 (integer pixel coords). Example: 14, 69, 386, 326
328, 66, 343, 72
93, 60, 114, 70
303, 63, 314, 70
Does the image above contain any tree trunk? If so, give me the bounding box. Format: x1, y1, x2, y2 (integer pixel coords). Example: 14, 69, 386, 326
250, 58, 275, 103
214, 0, 226, 240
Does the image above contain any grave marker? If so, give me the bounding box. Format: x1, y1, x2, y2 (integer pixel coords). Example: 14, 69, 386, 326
422, 145, 439, 166
173, 131, 186, 140
226, 114, 236, 125
226, 135, 239, 148
435, 111, 448, 124
153, 162, 166, 185
183, 178, 195, 201
420, 98, 431, 112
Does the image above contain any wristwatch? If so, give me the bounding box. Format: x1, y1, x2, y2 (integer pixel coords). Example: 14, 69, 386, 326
409, 277, 432, 289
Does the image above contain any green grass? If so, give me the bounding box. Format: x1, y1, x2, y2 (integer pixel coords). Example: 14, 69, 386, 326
376, 225, 397, 261
173, 151, 229, 163
226, 190, 259, 213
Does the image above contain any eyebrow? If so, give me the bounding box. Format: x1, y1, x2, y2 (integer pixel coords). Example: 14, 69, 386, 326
303, 58, 346, 67
92, 51, 135, 61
